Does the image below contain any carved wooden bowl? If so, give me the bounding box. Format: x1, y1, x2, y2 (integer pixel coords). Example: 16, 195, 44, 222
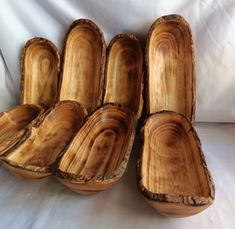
1, 19, 105, 179
0, 38, 60, 158
137, 14, 215, 217
55, 34, 143, 194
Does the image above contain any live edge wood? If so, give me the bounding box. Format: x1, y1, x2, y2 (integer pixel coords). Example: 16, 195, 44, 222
2, 101, 86, 179
55, 104, 135, 195
0, 38, 60, 159
59, 19, 106, 114
137, 14, 215, 217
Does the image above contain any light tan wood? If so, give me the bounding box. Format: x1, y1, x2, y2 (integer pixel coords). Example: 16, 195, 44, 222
0, 38, 60, 159
104, 34, 143, 117
59, 19, 105, 114
21, 37, 60, 108
55, 104, 135, 194
146, 14, 195, 122
55, 35, 143, 194
2, 101, 86, 179
137, 14, 215, 217
137, 111, 214, 217
2, 20, 105, 179
0, 105, 41, 157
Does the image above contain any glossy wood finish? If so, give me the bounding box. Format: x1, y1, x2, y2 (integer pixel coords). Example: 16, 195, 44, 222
137, 14, 214, 217
137, 111, 214, 217
55, 35, 143, 194
56, 104, 135, 194
0, 105, 41, 157
0, 38, 60, 158
146, 14, 195, 122
21, 37, 60, 108
59, 19, 105, 114
2, 101, 86, 179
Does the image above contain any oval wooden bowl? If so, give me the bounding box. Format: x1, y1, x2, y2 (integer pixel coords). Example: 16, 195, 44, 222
0, 38, 60, 158
55, 104, 135, 194
137, 111, 215, 217
2, 101, 86, 179
21, 37, 60, 108
137, 14, 214, 217
146, 14, 195, 121
55, 34, 143, 194
0, 105, 41, 157
59, 19, 106, 114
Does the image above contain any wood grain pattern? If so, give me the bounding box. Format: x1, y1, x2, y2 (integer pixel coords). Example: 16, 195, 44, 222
0, 38, 60, 159
59, 19, 105, 114
0, 105, 41, 157
146, 14, 195, 122
2, 101, 86, 179
137, 111, 214, 217
55, 35, 143, 194
21, 37, 60, 108
137, 14, 214, 217
104, 34, 143, 117
55, 104, 135, 194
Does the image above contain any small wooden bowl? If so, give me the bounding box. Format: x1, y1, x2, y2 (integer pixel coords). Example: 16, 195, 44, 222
55, 34, 143, 194
2, 19, 105, 179
2, 101, 86, 179
137, 14, 215, 217
0, 38, 60, 158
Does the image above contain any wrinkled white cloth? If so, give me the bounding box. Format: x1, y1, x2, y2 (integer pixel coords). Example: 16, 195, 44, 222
0, 0, 235, 122
0, 123, 234, 229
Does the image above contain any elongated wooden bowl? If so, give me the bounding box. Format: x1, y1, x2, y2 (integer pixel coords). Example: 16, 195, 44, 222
0, 105, 41, 157
0, 38, 60, 158
2, 101, 86, 179
21, 37, 60, 108
137, 14, 215, 217
55, 104, 135, 194
137, 111, 215, 217
55, 34, 143, 194
2, 19, 105, 179
59, 19, 105, 114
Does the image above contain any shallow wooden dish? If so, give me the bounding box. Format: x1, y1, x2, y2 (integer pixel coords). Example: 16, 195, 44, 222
55, 34, 143, 194
2, 19, 105, 179
0, 38, 60, 158
137, 14, 215, 217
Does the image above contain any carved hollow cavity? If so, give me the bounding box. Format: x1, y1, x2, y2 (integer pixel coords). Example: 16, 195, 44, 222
57, 105, 134, 182
138, 111, 214, 216
104, 35, 143, 115
22, 38, 60, 107
0, 105, 41, 156
3, 101, 86, 177
147, 15, 194, 121
59, 19, 105, 114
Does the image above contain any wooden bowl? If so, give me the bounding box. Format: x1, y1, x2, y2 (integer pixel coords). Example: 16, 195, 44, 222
55, 34, 143, 194
2, 101, 86, 179
0, 105, 41, 157
55, 104, 135, 194
2, 19, 105, 179
59, 19, 106, 114
0, 38, 60, 158
137, 14, 215, 217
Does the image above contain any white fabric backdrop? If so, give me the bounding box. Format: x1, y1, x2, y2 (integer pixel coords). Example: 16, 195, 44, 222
0, 0, 235, 122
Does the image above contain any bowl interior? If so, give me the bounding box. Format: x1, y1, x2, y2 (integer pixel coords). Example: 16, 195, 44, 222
6, 102, 85, 167
148, 17, 194, 121
59, 105, 134, 178
104, 35, 143, 115
141, 112, 210, 198
59, 21, 105, 114
22, 39, 60, 107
